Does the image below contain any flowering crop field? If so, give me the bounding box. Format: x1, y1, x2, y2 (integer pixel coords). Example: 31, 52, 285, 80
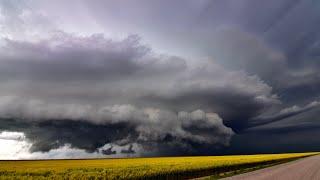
0, 152, 317, 179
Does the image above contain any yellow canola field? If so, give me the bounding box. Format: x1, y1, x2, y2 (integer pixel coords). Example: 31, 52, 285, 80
0, 152, 317, 179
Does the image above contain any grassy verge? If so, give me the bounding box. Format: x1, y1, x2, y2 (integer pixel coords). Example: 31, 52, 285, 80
0, 152, 317, 179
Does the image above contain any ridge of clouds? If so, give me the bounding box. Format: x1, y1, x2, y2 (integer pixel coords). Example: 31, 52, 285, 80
2, 0, 320, 156
248, 101, 320, 128
0, 32, 277, 156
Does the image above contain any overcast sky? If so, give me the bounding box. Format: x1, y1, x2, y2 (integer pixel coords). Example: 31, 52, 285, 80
1, 0, 320, 159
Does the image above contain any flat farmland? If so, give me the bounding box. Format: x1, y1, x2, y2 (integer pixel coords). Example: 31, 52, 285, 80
0, 152, 317, 179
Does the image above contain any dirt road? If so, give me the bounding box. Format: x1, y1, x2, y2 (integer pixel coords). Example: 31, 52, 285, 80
225, 155, 320, 180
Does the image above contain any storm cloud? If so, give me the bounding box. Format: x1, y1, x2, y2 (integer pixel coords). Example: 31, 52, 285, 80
0, 33, 243, 156
1, 0, 320, 158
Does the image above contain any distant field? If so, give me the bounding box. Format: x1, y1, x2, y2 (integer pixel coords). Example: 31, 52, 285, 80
0, 152, 317, 179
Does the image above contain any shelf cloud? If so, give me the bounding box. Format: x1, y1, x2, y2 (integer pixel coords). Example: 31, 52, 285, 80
1, 0, 320, 158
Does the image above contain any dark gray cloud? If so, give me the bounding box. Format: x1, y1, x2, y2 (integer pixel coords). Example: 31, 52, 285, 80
248, 101, 320, 128
101, 146, 116, 155
226, 106, 320, 154
0, 108, 234, 156
1, 0, 320, 158
0, 118, 137, 153
0, 32, 280, 156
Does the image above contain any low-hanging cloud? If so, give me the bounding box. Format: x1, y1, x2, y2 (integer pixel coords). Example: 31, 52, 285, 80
2, 0, 320, 157
248, 101, 320, 128
0, 32, 282, 155
0, 98, 234, 155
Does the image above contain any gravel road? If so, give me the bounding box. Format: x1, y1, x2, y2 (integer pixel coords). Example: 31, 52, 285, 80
225, 155, 320, 180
